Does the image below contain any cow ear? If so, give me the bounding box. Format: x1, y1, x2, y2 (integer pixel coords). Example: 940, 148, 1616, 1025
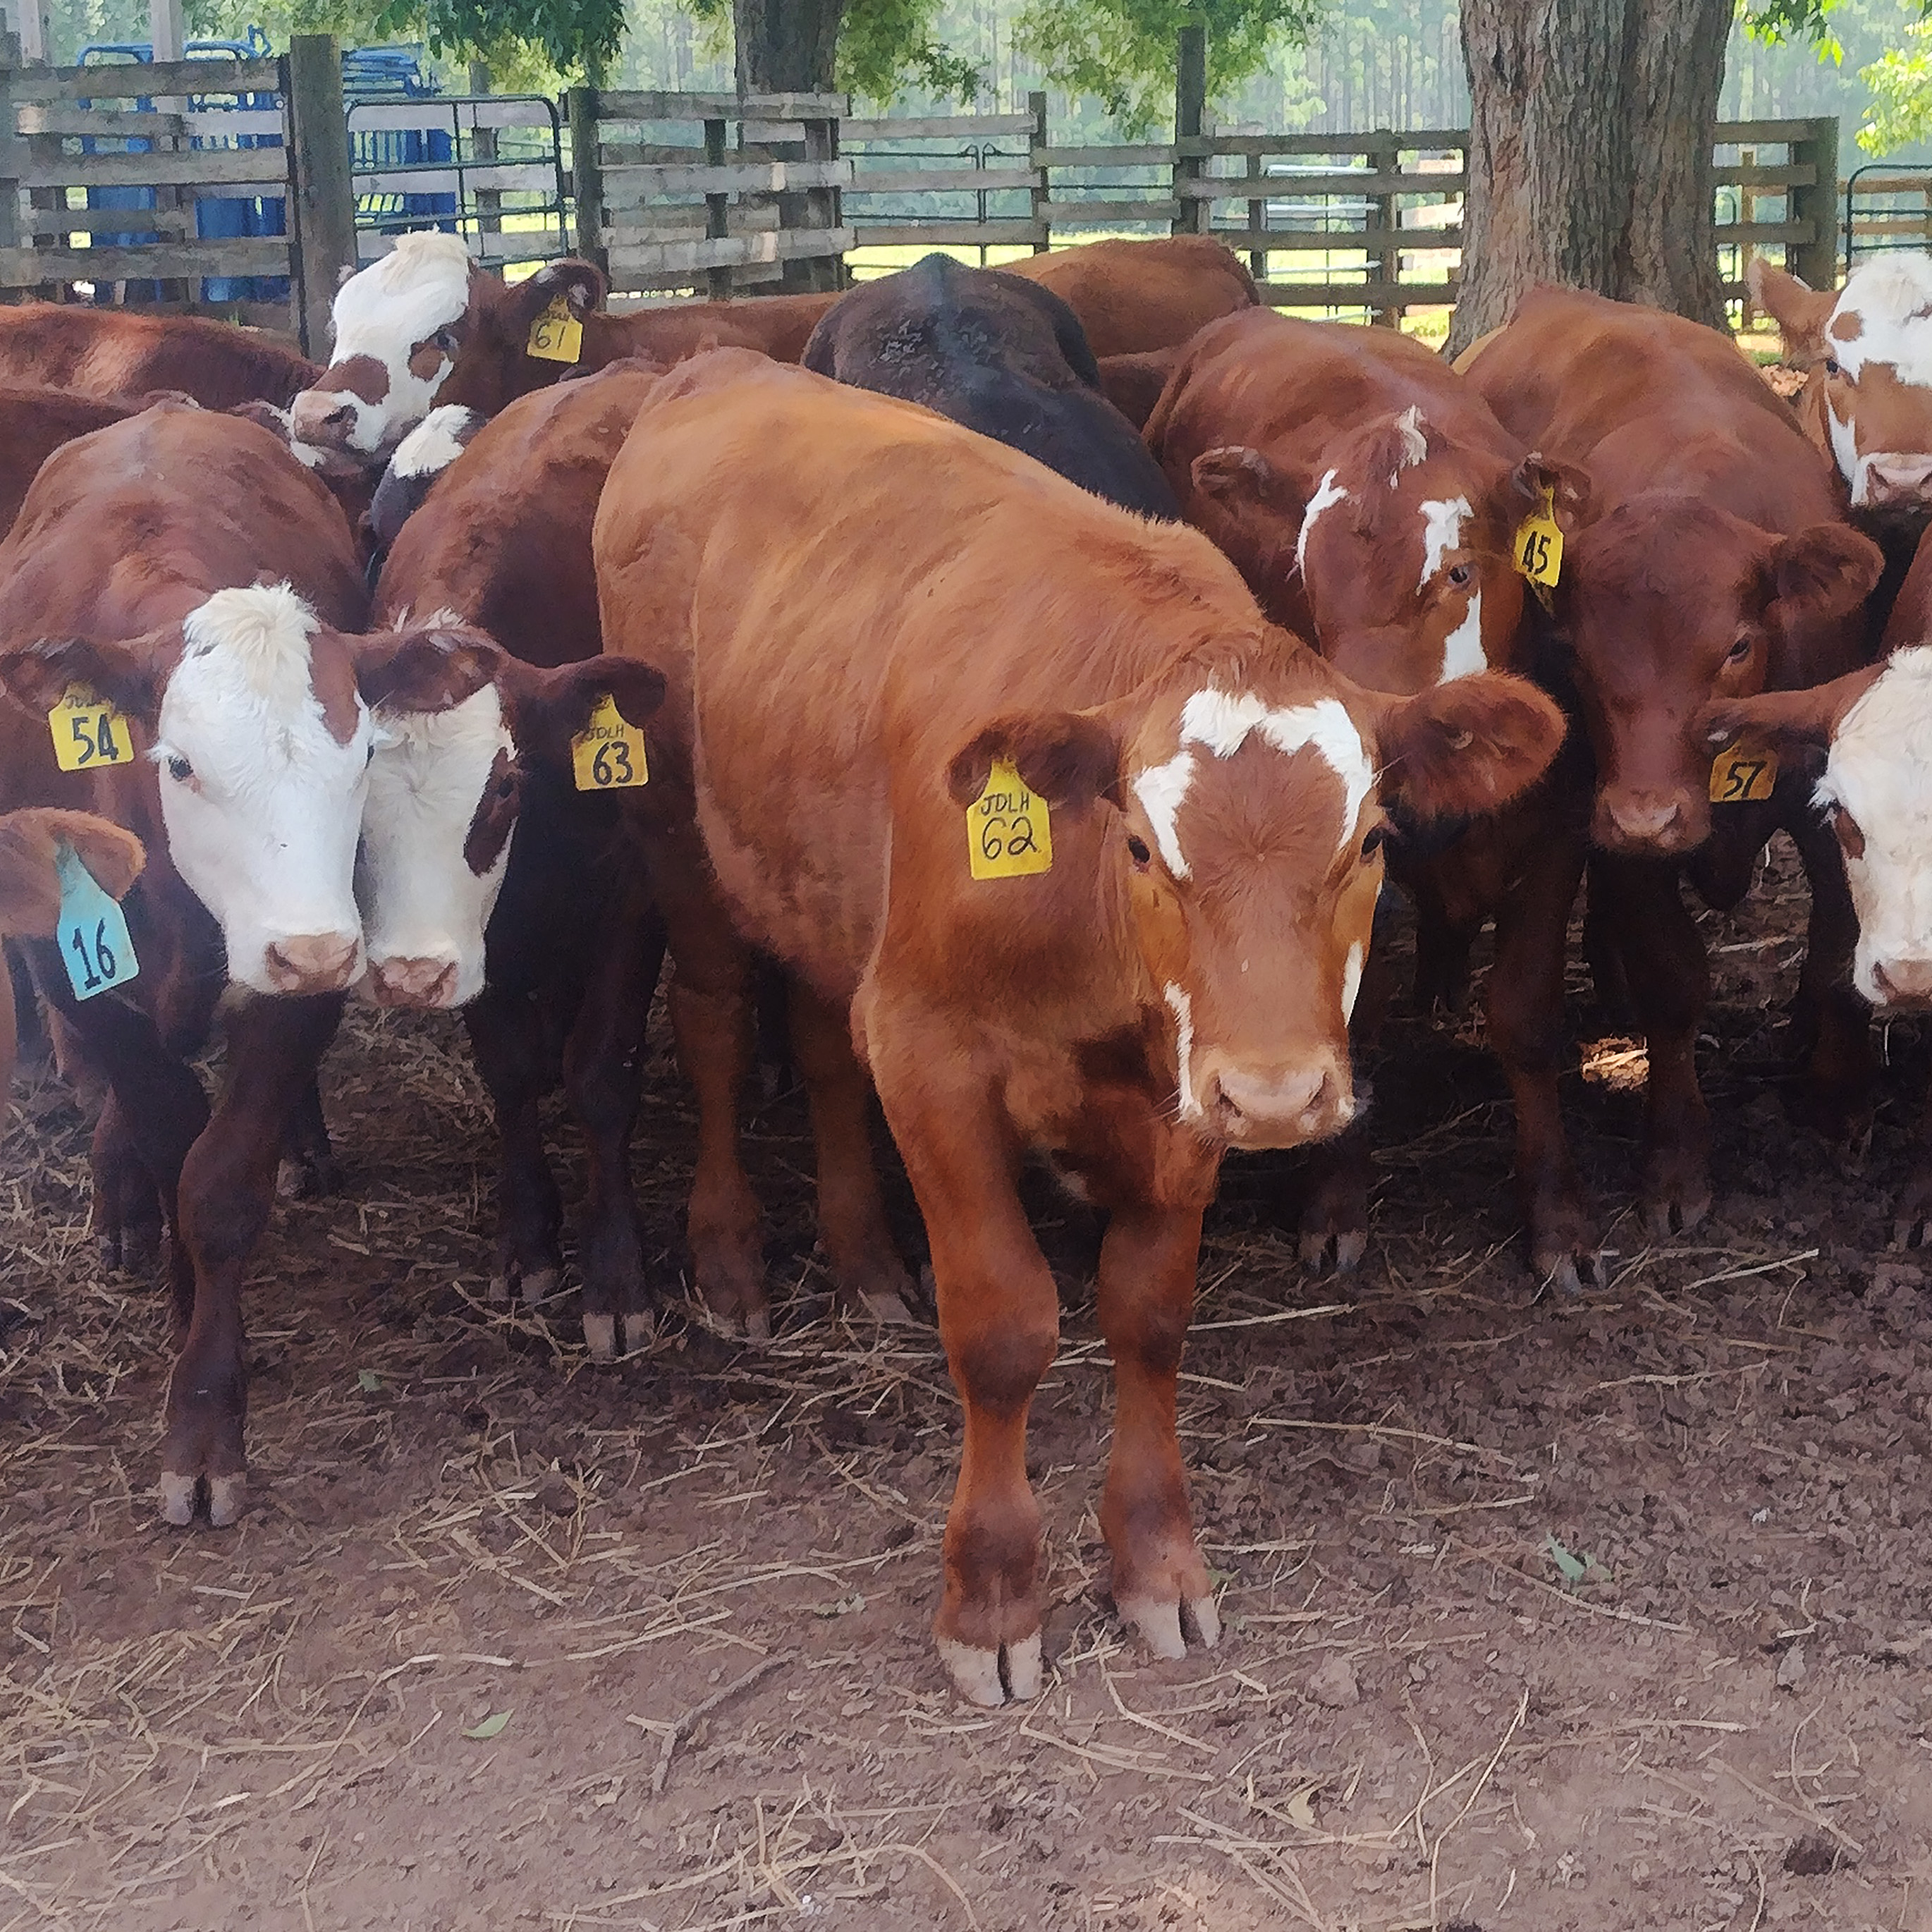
0, 635, 165, 728
501, 657, 668, 769
1765, 523, 1883, 628
1190, 445, 1289, 509
946, 709, 1123, 812
1507, 451, 1590, 528
1699, 662, 1885, 763
0, 810, 142, 938
356, 624, 503, 714
512, 257, 606, 334
1749, 260, 1835, 367
1368, 671, 1567, 824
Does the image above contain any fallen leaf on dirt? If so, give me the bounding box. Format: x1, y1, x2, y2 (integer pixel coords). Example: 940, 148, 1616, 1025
356, 1369, 382, 1393
1283, 1786, 1320, 1829
1307, 1655, 1358, 1709
463, 1711, 512, 1740
814, 1592, 864, 1619
1775, 1641, 1809, 1691
1783, 1834, 1838, 1876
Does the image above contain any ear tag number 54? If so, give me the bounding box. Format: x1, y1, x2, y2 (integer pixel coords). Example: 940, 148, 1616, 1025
1513, 487, 1563, 589
968, 759, 1053, 880
55, 843, 137, 1001
571, 692, 649, 791
527, 295, 583, 365
49, 684, 134, 772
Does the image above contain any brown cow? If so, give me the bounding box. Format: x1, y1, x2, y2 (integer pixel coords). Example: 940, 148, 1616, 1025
1007, 235, 1259, 357
0, 388, 135, 538
372, 360, 672, 1355
0, 302, 315, 410
1465, 286, 1882, 1283
593, 350, 1565, 1701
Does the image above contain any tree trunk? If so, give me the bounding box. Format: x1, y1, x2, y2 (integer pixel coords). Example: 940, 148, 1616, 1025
1449, 0, 1732, 354
733, 0, 845, 91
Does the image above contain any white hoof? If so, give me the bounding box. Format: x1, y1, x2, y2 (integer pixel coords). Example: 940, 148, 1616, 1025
1004, 1631, 1043, 1701
158, 1472, 197, 1526
207, 1474, 246, 1528
1118, 1592, 1187, 1660
1184, 1592, 1221, 1649
742, 1304, 771, 1344
619, 1308, 656, 1354
582, 1312, 617, 1362
857, 1288, 915, 1325
486, 1274, 511, 1306
938, 1632, 1043, 1706
520, 1267, 559, 1309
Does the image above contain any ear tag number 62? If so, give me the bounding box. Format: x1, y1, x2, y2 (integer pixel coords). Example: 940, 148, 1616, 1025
968, 759, 1053, 880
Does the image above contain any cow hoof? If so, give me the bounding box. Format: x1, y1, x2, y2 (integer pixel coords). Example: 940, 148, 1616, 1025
158, 1472, 197, 1526
207, 1474, 247, 1527
855, 1288, 915, 1324
1118, 1590, 1221, 1661
582, 1312, 618, 1362
1298, 1222, 1367, 1273
619, 1307, 656, 1354
743, 1304, 772, 1344
1536, 1249, 1606, 1297
520, 1267, 559, 1309
938, 1632, 1041, 1706
487, 1273, 512, 1306
1641, 1185, 1710, 1241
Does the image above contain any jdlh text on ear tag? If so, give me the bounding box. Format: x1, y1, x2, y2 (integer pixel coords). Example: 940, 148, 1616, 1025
571, 692, 648, 791
55, 843, 137, 1001
1513, 488, 1563, 589
967, 759, 1052, 880
1708, 742, 1779, 804
526, 295, 583, 365
48, 684, 134, 772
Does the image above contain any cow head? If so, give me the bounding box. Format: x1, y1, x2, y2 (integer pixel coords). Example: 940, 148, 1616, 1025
366, 404, 484, 564
1755, 254, 1932, 511
288, 232, 604, 462
948, 649, 1565, 1147
1184, 408, 1584, 693
1559, 495, 1881, 856
353, 625, 666, 1010
0, 585, 379, 995
1702, 649, 1932, 1006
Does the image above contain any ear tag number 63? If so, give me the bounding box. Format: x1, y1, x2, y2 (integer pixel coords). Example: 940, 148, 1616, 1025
570, 692, 649, 791
967, 759, 1053, 880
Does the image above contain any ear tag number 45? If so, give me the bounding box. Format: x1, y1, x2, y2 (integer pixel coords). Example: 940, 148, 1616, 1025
49, 684, 134, 772
1514, 488, 1563, 589
968, 759, 1053, 880
56, 843, 137, 1001
527, 295, 583, 365
571, 692, 649, 791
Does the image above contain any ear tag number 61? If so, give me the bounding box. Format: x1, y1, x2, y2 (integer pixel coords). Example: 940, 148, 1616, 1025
55, 843, 137, 1001
49, 684, 135, 772
968, 759, 1053, 880
527, 295, 583, 365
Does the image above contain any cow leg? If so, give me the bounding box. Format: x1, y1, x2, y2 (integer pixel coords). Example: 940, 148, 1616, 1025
563, 880, 667, 1359
1581, 856, 1634, 1026
465, 986, 564, 1312
1488, 826, 1598, 1290
1787, 808, 1875, 1149
1597, 857, 1711, 1237
1096, 1198, 1218, 1659
787, 978, 914, 1321
162, 991, 343, 1527
1892, 1076, 1932, 1248
276, 1077, 338, 1200
92, 1092, 164, 1275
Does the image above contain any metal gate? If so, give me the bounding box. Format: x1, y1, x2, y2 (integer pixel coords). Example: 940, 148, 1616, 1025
1845, 161, 1932, 267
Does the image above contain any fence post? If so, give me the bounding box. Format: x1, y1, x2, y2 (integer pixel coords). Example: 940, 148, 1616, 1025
286, 35, 355, 359
1369, 129, 1398, 326
469, 60, 501, 259
1173, 20, 1205, 237
567, 85, 606, 273
0, 29, 18, 263
702, 112, 730, 300
1789, 113, 1838, 289
1029, 90, 1048, 252
798, 106, 843, 293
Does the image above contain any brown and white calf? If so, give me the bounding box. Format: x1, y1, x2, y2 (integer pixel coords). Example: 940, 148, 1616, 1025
0, 301, 316, 410
594, 350, 1564, 1703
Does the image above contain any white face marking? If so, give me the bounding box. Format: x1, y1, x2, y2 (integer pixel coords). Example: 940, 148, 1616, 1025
1390, 403, 1428, 482
1418, 495, 1472, 590
1131, 748, 1196, 879
1297, 467, 1347, 578
389, 404, 481, 481
1340, 940, 1365, 1022
1178, 688, 1375, 855
153, 585, 372, 993
1815, 645, 1932, 1003
1164, 981, 1199, 1122
1825, 252, 1932, 387
305, 231, 474, 455
357, 681, 515, 1009
1438, 588, 1487, 683
1827, 396, 1869, 505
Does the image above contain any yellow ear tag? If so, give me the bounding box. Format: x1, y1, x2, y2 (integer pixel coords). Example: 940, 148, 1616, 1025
570, 692, 648, 791
527, 294, 583, 365
1708, 741, 1779, 804
49, 683, 135, 772
967, 758, 1052, 879
1513, 487, 1563, 589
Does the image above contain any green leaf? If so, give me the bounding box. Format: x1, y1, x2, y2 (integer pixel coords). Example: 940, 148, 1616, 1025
813, 1591, 866, 1618
357, 1369, 383, 1393
1544, 1532, 1589, 1586
463, 1710, 512, 1740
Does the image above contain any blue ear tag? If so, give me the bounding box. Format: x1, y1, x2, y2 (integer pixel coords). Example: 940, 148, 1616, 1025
55, 843, 137, 1001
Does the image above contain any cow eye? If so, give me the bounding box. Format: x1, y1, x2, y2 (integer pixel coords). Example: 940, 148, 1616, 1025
1126, 832, 1151, 867
1360, 826, 1385, 860
432, 325, 461, 355
166, 754, 192, 782
1725, 635, 1753, 665
1446, 562, 1474, 589
1824, 357, 1841, 377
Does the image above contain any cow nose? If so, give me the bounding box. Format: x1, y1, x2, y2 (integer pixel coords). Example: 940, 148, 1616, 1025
263, 933, 361, 993
1867, 455, 1932, 503
1199, 1055, 1353, 1148
288, 391, 355, 447
369, 954, 460, 1010
1596, 788, 1700, 855
1873, 956, 1932, 1005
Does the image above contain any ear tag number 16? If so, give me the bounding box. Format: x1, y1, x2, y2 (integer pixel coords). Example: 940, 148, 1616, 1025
571, 692, 649, 791
49, 684, 135, 772
56, 843, 137, 1001
968, 759, 1053, 880
1513, 487, 1563, 589
527, 295, 583, 365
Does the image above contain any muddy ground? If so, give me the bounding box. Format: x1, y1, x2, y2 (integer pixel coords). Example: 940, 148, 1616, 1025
2, 837, 1930, 1932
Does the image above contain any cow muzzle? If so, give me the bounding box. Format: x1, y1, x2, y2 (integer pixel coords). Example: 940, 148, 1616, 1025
1194, 1049, 1354, 1149
367, 953, 462, 1010
288, 389, 361, 451
1869, 953, 1932, 1009
1592, 785, 1705, 857
1863, 454, 1932, 508
263, 932, 362, 994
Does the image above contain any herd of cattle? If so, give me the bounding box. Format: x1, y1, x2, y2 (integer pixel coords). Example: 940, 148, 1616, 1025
2, 227, 1931, 1706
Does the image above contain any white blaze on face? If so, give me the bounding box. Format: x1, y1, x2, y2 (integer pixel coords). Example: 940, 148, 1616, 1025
1816, 645, 1932, 1003
1821, 252, 1932, 502
1389, 403, 1429, 484
358, 681, 517, 1009
1341, 939, 1365, 1021
153, 585, 373, 993
1417, 495, 1470, 591
1176, 688, 1375, 854
1297, 467, 1347, 580
1164, 981, 1198, 1122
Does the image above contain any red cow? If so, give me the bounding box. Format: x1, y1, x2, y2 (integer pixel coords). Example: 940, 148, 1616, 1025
0, 389, 135, 538
0, 302, 315, 409
1465, 287, 1881, 1284
593, 350, 1565, 1701
1007, 235, 1259, 357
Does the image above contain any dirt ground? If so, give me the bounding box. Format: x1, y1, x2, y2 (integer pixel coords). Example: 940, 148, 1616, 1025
3, 836, 1931, 1932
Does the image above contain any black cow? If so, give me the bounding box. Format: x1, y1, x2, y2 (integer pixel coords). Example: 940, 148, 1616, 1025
802, 253, 1180, 520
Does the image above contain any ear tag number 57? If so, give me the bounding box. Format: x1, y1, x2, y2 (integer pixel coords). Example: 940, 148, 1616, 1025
1709, 741, 1779, 804
1513, 487, 1563, 589
527, 295, 583, 365
55, 843, 137, 1001
49, 684, 135, 772
571, 692, 649, 791
967, 759, 1053, 880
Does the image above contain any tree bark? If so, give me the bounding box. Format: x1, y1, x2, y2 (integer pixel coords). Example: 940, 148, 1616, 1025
733, 0, 845, 91
1450, 0, 1732, 355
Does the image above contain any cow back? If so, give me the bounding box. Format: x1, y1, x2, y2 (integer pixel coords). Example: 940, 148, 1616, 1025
0, 304, 315, 410
1010, 236, 1260, 357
